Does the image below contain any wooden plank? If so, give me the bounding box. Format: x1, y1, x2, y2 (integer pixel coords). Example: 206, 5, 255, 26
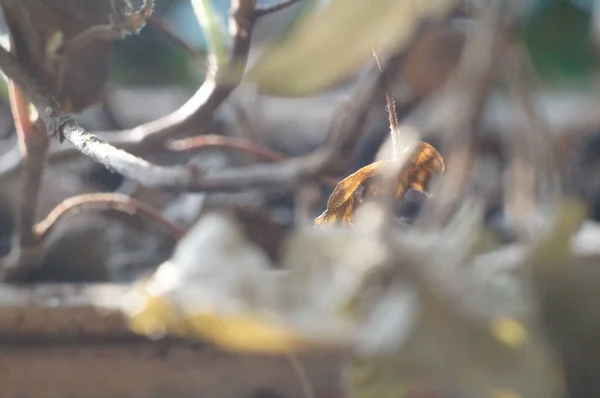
0, 284, 342, 398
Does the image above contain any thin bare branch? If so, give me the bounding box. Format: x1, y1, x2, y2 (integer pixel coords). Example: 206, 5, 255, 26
286, 352, 315, 398
168, 135, 340, 186
372, 45, 400, 159
8, 82, 49, 248
0, 192, 184, 282
0, 130, 138, 179
168, 135, 288, 162
504, 41, 563, 239
33, 193, 186, 242
148, 15, 206, 63
122, 0, 258, 148
0, 81, 49, 282
254, 0, 305, 18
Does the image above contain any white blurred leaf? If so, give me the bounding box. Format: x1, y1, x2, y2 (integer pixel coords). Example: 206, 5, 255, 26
122, 211, 413, 353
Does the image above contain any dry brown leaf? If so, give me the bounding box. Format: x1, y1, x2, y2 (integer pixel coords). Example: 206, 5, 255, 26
315, 142, 444, 226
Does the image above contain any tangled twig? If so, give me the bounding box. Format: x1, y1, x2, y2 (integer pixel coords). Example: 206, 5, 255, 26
0, 0, 410, 281
33, 193, 186, 243
0, 11, 405, 192
168, 135, 340, 186
0, 0, 306, 178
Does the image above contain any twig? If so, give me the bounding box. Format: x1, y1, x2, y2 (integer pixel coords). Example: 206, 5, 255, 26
121, 0, 258, 148
168, 135, 288, 162
0, 130, 138, 179
8, 82, 49, 249
169, 135, 340, 187
33, 193, 186, 242
254, 0, 305, 19
0, 80, 49, 282
81, 0, 301, 148
0, 193, 184, 282
57, 25, 126, 57
314, 49, 409, 176
229, 96, 262, 159
286, 352, 315, 398
371, 46, 400, 159
504, 42, 562, 238
147, 15, 206, 62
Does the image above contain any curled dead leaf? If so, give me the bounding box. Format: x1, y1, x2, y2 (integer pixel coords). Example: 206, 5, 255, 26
315, 142, 444, 226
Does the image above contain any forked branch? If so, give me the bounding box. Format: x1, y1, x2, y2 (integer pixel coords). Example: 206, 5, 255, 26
0, 9, 405, 193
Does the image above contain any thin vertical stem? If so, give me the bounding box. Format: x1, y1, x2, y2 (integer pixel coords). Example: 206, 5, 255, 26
9, 82, 49, 248
372, 46, 400, 159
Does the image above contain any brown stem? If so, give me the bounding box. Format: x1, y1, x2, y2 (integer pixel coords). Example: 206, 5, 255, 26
57, 25, 125, 57
168, 135, 340, 186
504, 42, 562, 239
148, 15, 206, 62
286, 352, 315, 398
71, 0, 301, 148
33, 193, 185, 242
9, 82, 49, 248
1, 193, 184, 282
0, 82, 50, 281
168, 135, 288, 162
131, 0, 258, 148
371, 46, 400, 159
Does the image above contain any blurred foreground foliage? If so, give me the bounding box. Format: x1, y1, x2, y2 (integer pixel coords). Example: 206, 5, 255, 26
123, 199, 588, 398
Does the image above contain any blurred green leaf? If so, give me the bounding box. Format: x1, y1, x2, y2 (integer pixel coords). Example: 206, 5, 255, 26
249, 0, 458, 96
109, 24, 203, 87
192, 0, 228, 67
519, 0, 598, 87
